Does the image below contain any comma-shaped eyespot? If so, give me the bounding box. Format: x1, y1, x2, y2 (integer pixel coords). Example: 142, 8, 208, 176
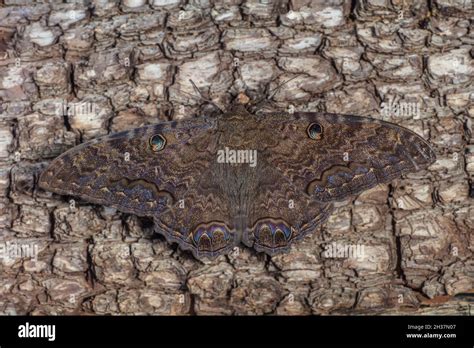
149, 134, 166, 152
307, 123, 323, 140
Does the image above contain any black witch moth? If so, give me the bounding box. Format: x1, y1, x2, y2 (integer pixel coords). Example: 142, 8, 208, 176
39, 100, 436, 259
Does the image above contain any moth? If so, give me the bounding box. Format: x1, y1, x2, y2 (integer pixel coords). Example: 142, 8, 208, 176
39, 96, 436, 260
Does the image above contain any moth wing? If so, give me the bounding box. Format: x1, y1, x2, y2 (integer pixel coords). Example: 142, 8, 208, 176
276, 112, 436, 202
39, 117, 237, 259
245, 112, 435, 254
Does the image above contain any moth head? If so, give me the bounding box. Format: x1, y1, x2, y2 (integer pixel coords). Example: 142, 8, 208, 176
307, 123, 323, 140
149, 134, 166, 152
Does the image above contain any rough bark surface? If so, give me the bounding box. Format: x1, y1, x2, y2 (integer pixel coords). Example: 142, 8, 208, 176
0, 0, 473, 315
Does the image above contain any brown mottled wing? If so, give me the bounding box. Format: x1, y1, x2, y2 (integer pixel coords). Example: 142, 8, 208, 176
243, 161, 334, 255
39, 117, 236, 259
246, 112, 436, 254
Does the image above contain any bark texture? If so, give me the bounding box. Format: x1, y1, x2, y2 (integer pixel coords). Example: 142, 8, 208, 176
0, 0, 473, 315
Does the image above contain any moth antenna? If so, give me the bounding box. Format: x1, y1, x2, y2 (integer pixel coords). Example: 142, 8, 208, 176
268, 75, 299, 100
251, 75, 300, 110
189, 79, 224, 113
234, 64, 244, 85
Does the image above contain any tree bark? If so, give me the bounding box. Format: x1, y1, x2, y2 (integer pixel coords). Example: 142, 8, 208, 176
0, 0, 472, 315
